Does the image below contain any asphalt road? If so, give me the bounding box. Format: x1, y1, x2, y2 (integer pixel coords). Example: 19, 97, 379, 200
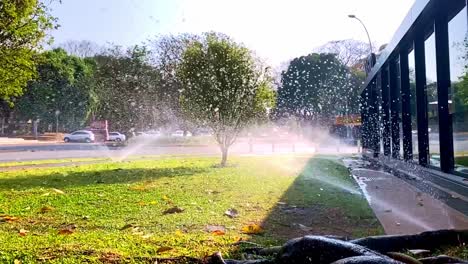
0, 141, 360, 162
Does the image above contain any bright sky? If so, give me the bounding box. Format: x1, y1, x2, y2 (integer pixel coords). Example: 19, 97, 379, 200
49, 0, 416, 68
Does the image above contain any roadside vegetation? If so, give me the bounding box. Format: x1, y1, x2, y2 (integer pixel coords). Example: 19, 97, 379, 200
0, 155, 381, 263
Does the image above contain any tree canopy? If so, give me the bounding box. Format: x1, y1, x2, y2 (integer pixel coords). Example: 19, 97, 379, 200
15, 48, 96, 131
0, 0, 57, 102
178, 33, 275, 166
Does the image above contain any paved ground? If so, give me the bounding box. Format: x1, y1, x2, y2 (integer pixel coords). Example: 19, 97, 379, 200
352, 168, 468, 234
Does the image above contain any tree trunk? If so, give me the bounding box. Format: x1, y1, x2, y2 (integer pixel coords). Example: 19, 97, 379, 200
220, 146, 228, 167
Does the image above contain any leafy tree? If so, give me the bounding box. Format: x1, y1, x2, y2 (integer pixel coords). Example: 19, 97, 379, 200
276, 53, 350, 126
178, 33, 274, 166
15, 48, 97, 132
0, 0, 57, 102
93, 45, 161, 133
149, 34, 199, 133
58, 40, 103, 58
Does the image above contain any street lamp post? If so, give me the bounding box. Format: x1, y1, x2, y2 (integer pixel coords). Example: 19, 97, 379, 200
348, 14, 373, 56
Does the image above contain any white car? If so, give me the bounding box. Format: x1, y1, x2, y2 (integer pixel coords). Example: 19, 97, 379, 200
108, 132, 126, 142
64, 130, 95, 143
171, 130, 192, 137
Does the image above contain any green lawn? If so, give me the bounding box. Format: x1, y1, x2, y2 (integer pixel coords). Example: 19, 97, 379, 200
0, 155, 382, 263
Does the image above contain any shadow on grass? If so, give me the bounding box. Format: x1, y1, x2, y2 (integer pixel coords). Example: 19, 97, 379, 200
0, 166, 208, 190
247, 157, 383, 247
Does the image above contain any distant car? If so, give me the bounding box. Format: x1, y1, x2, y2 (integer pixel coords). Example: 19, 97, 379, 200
171, 130, 192, 137
108, 132, 126, 142
64, 130, 95, 143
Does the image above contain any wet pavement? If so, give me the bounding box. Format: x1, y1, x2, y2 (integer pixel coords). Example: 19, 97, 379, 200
345, 158, 468, 235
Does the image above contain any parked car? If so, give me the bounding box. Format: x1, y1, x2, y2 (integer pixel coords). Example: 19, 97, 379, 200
171, 130, 192, 137
63, 130, 95, 143
108, 132, 126, 142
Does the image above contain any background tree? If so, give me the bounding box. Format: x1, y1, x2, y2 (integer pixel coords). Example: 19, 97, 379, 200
178, 33, 274, 166
149, 34, 199, 133
317, 39, 371, 69
0, 0, 57, 102
15, 48, 97, 132
93, 45, 161, 133
276, 53, 349, 126
58, 40, 103, 58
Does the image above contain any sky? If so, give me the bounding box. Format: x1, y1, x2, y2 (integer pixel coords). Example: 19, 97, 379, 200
48, 0, 416, 68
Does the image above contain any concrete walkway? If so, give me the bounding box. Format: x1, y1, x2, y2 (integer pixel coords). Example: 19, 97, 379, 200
351, 168, 468, 235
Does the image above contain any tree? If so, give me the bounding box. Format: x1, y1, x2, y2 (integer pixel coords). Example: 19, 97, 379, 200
14, 48, 97, 132
148, 34, 199, 133
178, 33, 274, 166
317, 39, 371, 69
93, 45, 161, 133
58, 40, 103, 58
0, 0, 57, 102
276, 53, 350, 126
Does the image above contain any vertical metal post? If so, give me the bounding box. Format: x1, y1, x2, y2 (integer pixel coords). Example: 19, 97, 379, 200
400, 48, 413, 161
435, 5, 454, 173
360, 91, 369, 149
381, 67, 391, 156
370, 79, 380, 157
414, 35, 430, 166
389, 60, 401, 159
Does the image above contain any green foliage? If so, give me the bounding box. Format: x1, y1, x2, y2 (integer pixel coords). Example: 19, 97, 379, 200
93, 45, 161, 133
276, 53, 356, 124
15, 48, 96, 132
0, 0, 57, 102
178, 33, 274, 165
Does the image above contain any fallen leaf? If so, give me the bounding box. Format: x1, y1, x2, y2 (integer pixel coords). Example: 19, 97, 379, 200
149, 201, 158, 205
52, 188, 65, 195
120, 223, 136, 230
163, 207, 184, 215
19, 229, 28, 236
206, 225, 226, 233
175, 230, 184, 236
129, 185, 148, 191
241, 224, 264, 234
212, 230, 225, 236
137, 201, 146, 206
40, 206, 55, 213
0, 215, 19, 223
162, 195, 170, 201
156, 246, 173, 253
14, 260, 21, 264
141, 234, 153, 239
224, 208, 239, 218
41, 192, 50, 196
58, 228, 75, 235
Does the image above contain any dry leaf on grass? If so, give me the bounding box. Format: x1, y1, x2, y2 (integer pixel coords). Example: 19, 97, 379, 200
206, 225, 226, 234
58, 224, 77, 235
58, 228, 75, 235
211, 230, 225, 236
163, 207, 184, 215
52, 188, 65, 194
120, 223, 136, 230
19, 229, 28, 236
224, 208, 239, 218
241, 224, 264, 234
40, 206, 55, 213
14, 260, 21, 264
156, 246, 173, 253
0, 215, 20, 223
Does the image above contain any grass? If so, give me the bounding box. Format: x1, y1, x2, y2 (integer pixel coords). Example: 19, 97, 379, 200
0, 157, 112, 168
0, 155, 382, 263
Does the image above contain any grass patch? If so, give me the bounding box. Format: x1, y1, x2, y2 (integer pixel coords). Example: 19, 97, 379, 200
0, 155, 382, 263
0, 157, 112, 168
